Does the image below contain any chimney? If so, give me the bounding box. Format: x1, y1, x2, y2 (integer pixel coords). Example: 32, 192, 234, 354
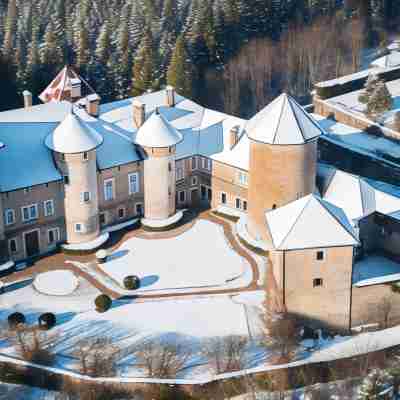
23, 90, 32, 108
166, 86, 175, 107
70, 78, 82, 99
133, 100, 146, 128
86, 94, 101, 117
229, 125, 240, 149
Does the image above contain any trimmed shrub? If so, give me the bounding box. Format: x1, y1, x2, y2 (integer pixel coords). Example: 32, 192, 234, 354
38, 313, 56, 330
95, 294, 112, 313
8, 312, 25, 329
123, 275, 140, 290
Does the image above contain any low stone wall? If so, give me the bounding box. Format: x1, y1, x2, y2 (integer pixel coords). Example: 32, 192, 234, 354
351, 283, 400, 329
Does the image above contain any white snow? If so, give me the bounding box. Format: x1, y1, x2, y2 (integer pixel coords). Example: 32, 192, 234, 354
141, 211, 183, 229
61, 232, 109, 251
45, 112, 103, 154
353, 255, 400, 286
214, 205, 245, 219
134, 111, 183, 148
33, 270, 79, 296
371, 52, 400, 68
0, 261, 14, 272
236, 215, 268, 251
99, 220, 249, 292
246, 94, 322, 145
102, 218, 139, 233
265, 195, 357, 250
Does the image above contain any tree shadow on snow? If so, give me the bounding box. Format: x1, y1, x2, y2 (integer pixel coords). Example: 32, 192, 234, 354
139, 275, 159, 288
106, 249, 129, 262
2, 279, 33, 294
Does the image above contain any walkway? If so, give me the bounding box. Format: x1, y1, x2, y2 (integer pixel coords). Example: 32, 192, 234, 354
1, 211, 263, 300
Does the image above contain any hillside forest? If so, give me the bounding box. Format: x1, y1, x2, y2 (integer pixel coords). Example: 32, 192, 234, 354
0, 0, 399, 116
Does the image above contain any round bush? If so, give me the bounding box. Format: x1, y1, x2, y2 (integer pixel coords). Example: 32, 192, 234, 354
123, 275, 140, 290
8, 312, 25, 328
95, 294, 112, 313
38, 313, 56, 330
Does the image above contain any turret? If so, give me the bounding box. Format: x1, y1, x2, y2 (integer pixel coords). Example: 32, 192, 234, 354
45, 110, 103, 244
134, 109, 183, 227
246, 93, 324, 246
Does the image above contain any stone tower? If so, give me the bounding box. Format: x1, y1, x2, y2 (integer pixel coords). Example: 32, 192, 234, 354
246, 93, 324, 245
45, 110, 103, 244
134, 109, 183, 225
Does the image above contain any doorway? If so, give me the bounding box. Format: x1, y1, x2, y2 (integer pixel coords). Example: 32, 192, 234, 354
24, 230, 40, 258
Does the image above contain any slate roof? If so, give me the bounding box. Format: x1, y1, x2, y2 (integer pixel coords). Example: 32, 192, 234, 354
265, 194, 358, 250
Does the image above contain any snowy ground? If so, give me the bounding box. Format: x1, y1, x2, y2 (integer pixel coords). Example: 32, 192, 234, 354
33, 270, 79, 296
99, 220, 252, 293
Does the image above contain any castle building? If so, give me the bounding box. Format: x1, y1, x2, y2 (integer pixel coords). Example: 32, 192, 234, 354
2, 66, 400, 331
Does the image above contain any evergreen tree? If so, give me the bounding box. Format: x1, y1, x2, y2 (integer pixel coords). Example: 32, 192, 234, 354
2, 0, 17, 59
167, 35, 192, 97
358, 369, 393, 399
358, 73, 379, 104
366, 79, 392, 120
131, 28, 157, 96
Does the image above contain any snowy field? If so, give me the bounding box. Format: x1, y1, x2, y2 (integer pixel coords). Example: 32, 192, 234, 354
99, 220, 252, 293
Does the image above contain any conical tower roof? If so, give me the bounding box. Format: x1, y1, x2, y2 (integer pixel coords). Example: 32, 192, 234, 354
246, 93, 324, 145
265, 194, 358, 250
134, 110, 183, 148
45, 111, 103, 154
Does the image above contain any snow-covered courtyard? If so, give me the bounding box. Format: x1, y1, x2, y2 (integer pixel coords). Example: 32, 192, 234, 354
99, 220, 252, 293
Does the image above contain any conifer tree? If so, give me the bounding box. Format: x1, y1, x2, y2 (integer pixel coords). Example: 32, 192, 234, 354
167, 35, 192, 98
131, 28, 157, 96
366, 80, 392, 120
2, 0, 17, 60
358, 74, 379, 104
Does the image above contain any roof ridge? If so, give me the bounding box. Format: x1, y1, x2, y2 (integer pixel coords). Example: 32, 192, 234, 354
272, 95, 287, 144
286, 94, 305, 142
278, 195, 311, 249
318, 197, 358, 243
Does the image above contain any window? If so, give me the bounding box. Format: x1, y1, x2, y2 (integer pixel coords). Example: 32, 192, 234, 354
313, 278, 323, 288
129, 173, 140, 194
118, 208, 125, 219
83, 152, 88, 161
9, 238, 17, 254
243, 200, 248, 211
168, 187, 172, 196
206, 158, 211, 171
235, 198, 242, 209
191, 176, 198, 186
272, 204, 277, 210
44, 200, 54, 217
316, 251, 324, 261
4, 209, 15, 225
61, 154, 65, 162
221, 192, 227, 205
21, 204, 38, 222
238, 171, 248, 186
168, 162, 172, 172
178, 191, 186, 203
176, 165, 184, 181
48, 228, 60, 244
81, 191, 91, 203
104, 179, 115, 201
136, 203, 143, 216
201, 157, 206, 169
75, 223, 85, 233
99, 213, 106, 225
191, 156, 197, 170
64, 175, 70, 185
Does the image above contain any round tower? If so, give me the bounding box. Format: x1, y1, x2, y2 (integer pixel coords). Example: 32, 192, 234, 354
134, 109, 183, 226
45, 111, 103, 244
246, 94, 323, 245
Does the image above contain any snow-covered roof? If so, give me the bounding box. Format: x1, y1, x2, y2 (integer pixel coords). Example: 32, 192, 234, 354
371, 52, 400, 69
246, 93, 323, 145
353, 255, 400, 286
45, 111, 104, 154
322, 168, 400, 224
265, 194, 358, 250
134, 109, 183, 148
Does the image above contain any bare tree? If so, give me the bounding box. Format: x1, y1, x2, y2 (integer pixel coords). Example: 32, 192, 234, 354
134, 339, 192, 378
73, 337, 119, 377
202, 335, 248, 374
378, 296, 393, 329
7, 325, 57, 365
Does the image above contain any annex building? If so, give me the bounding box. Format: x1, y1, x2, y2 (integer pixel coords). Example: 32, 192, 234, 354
2, 64, 400, 331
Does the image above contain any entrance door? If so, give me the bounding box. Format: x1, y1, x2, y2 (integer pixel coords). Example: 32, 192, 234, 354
191, 189, 199, 207
25, 231, 40, 257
